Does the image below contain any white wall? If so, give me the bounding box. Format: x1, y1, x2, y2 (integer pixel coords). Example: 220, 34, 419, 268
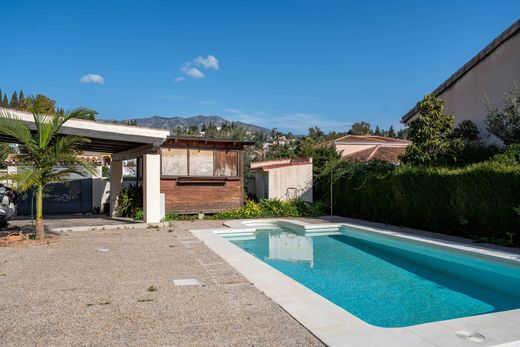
266, 164, 313, 202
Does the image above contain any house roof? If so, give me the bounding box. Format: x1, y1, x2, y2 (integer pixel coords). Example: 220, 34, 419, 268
0, 107, 170, 153
342, 145, 407, 165
251, 158, 312, 171
401, 19, 520, 123
334, 135, 410, 145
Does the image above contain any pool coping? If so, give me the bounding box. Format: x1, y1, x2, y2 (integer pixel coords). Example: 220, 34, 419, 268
190, 219, 520, 347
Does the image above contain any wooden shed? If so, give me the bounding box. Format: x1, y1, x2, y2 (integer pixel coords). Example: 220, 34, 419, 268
160, 136, 254, 214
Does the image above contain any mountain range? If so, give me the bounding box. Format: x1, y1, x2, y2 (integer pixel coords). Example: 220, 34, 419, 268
131, 115, 269, 133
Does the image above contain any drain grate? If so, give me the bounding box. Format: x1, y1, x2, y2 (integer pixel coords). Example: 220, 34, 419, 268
172, 278, 201, 286
455, 330, 486, 343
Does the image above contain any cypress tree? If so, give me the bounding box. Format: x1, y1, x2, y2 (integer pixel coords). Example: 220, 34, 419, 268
10, 91, 19, 108
18, 90, 25, 108
2, 94, 9, 108
388, 125, 397, 138
0, 89, 3, 106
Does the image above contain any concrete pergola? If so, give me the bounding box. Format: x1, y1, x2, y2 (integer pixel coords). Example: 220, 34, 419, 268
0, 108, 170, 223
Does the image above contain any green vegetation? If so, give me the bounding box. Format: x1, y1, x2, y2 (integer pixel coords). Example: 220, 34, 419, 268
485, 88, 520, 145
0, 88, 95, 120
331, 161, 520, 245
214, 199, 326, 220
401, 95, 464, 166
117, 184, 143, 219
162, 212, 179, 221
0, 105, 97, 239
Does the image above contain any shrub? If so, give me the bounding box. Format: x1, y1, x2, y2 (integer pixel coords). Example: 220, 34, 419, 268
117, 184, 143, 218
162, 213, 179, 221
132, 208, 144, 221
332, 161, 520, 245
214, 199, 325, 220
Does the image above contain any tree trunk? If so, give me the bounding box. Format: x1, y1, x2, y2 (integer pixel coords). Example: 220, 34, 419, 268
35, 185, 44, 240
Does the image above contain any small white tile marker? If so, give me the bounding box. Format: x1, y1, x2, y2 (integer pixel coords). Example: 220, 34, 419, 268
172, 279, 201, 286
96, 248, 110, 252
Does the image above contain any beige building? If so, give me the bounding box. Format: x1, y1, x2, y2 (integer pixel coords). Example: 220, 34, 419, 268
402, 19, 520, 144
248, 158, 313, 202
330, 135, 410, 165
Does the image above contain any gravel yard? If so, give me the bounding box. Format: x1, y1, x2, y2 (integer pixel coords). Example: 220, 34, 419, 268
0, 220, 322, 346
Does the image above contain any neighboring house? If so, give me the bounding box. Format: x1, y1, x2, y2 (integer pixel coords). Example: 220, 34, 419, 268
248, 158, 313, 202
402, 19, 520, 144
160, 136, 253, 214
331, 135, 410, 165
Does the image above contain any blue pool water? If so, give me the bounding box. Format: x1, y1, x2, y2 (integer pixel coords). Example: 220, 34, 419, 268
227, 226, 520, 327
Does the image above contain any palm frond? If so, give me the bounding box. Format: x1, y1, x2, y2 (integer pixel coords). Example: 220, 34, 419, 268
0, 167, 42, 192
0, 110, 36, 149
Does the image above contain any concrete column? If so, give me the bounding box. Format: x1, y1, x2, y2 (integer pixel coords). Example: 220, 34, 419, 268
143, 153, 161, 223
110, 160, 123, 217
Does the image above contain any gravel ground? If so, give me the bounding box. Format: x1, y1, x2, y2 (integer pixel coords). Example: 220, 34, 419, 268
0, 220, 323, 346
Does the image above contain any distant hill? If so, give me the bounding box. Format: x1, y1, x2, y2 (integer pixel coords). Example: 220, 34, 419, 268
130, 115, 269, 133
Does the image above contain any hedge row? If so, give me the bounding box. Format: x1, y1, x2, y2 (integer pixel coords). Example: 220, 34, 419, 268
332, 162, 520, 245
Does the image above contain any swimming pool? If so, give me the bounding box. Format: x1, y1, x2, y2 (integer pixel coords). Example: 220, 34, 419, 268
224, 225, 520, 328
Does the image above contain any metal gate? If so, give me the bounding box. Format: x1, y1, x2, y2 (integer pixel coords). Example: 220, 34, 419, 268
16, 178, 93, 215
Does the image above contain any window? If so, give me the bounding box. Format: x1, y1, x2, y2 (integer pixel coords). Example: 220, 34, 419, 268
161, 148, 188, 176
161, 147, 240, 177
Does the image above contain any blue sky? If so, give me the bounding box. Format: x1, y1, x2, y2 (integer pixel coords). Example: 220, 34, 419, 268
1, 1, 519, 133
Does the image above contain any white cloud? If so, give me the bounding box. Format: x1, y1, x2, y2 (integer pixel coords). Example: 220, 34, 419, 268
80, 74, 104, 84
181, 67, 205, 79
177, 55, 219, 81
194, 55, 219, 70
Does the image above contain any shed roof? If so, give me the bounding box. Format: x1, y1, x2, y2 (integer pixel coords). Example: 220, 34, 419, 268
251, 158, 312, 171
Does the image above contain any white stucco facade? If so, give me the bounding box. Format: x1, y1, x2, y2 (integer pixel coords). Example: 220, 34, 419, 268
249, 158, 313, 202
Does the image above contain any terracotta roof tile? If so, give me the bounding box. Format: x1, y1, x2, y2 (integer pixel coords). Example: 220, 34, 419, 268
342, 145, 407, 165
334, 135, 410, 144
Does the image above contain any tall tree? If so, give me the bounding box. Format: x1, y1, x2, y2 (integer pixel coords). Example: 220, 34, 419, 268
0, 107, 97, 239
374, 126, 382, 136
1, 94, 8, 108
349, 121, 372, 135
387, 125, 397, 138
401, 94, 463, 166
18, 90, 25, 108
10, 91, 19, 109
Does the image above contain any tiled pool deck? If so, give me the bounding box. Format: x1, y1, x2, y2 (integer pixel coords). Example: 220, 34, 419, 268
0, 220, 322, 346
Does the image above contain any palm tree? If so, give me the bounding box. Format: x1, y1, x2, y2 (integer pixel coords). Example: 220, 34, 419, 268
0, 107, 97, 239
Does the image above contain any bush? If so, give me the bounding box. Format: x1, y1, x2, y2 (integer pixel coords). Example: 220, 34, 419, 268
214, 199, 325, 220
162, 212, 179, 221
117, 184, 142, 218
132, 208, 144, 221
332, 161, 520, 246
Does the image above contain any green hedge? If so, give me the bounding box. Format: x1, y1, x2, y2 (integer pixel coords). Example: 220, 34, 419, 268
332, 162, 520, 245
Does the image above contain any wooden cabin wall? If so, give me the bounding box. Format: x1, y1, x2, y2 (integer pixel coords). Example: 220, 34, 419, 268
161, 179, 243, 214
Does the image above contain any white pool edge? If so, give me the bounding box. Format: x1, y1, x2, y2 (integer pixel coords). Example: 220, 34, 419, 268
190, 219, 520, 347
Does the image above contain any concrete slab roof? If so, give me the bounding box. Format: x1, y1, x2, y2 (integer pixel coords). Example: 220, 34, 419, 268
0, 108, 170, 153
